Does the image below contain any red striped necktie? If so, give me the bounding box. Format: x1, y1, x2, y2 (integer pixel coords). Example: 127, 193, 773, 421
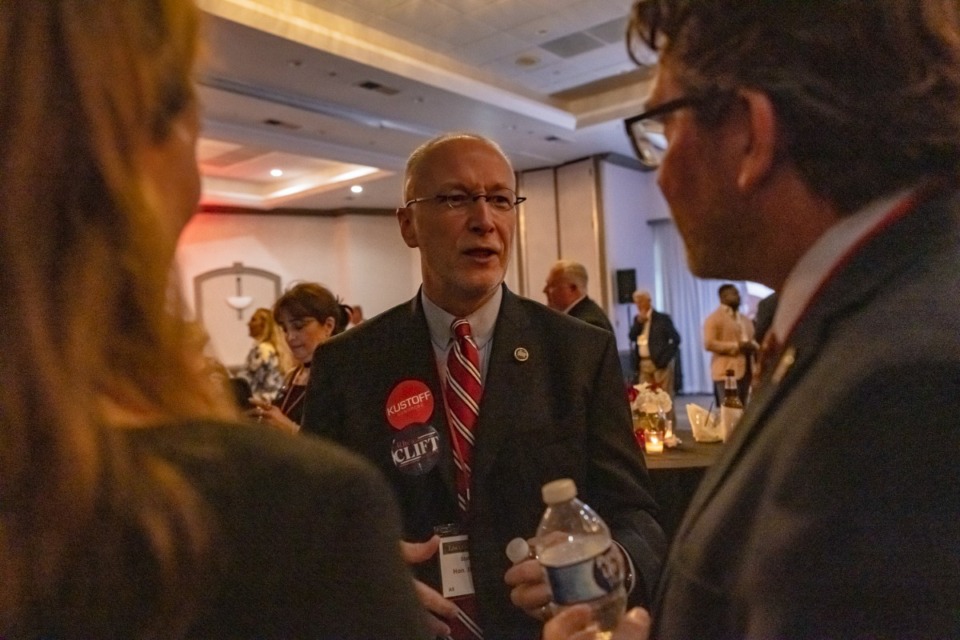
444, 319, 485, 640
445, 318, 483, 514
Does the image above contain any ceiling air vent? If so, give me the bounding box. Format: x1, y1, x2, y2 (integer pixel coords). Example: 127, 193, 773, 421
262, 118, 301, 130
356, 80, 400, 96
539, 31, 604, 59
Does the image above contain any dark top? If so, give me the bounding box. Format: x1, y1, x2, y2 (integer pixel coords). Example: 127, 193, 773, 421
567, 295, 615, 334
753, 291, 779, 343
27, 421, 428, 639
653, 188, 960, 638
273, 367, 306, 425
628, 309, 681, 373
302, 286, 666, 639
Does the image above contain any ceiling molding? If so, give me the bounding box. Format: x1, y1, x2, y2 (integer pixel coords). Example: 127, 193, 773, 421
199, 203, 396, 217
198, 0, 578, 129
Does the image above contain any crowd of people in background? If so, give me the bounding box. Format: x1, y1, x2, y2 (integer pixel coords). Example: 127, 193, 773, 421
3, 0, 957, 638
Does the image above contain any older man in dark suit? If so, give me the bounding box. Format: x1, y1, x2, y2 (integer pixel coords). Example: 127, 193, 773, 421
303, 133, 665, 640
545, 1, 960, 639
628, 290, 680, 395
543, 259, 614, 334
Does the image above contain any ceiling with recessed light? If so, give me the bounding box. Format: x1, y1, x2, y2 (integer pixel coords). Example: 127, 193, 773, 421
195, 0, 656, 212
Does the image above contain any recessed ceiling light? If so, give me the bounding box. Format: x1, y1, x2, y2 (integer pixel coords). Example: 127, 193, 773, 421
270, 169, 283, 177
515, 55, 540, 67
350, 185, 363, 194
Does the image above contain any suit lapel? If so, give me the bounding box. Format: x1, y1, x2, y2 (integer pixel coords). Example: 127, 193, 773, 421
471, 287, 532, 486
403, 294, 459, 500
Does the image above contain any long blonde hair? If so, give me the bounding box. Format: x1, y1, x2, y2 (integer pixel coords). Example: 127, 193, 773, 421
0, 0, 233, 634
251, 307, 295, 373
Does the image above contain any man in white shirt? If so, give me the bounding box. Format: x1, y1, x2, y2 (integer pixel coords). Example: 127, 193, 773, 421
702, 283, 756, 406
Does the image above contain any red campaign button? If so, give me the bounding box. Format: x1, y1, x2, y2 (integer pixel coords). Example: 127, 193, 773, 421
385, 379, 435, 430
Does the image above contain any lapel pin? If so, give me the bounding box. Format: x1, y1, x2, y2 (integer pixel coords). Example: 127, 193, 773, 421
514, 347, 529, 362
772, 346, 796, 384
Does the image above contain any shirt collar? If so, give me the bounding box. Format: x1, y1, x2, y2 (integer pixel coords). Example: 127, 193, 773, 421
771, 188, 911, 342
421, 286, 502, 351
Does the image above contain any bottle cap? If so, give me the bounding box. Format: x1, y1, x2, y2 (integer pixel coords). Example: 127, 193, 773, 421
541, 478, 577, 504
505, 537, 530, 564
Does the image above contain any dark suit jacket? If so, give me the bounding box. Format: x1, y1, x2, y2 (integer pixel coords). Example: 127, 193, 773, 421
303, 286, 665, 639
653, 188, 960, 638
628, 309, 681, 373
567, 295, 614, 334
753, 291, 779, 343
124, 423, 426, 639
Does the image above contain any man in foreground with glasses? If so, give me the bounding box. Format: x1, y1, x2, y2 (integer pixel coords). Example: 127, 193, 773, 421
547, 1, 960, 639
302, 132, 665, 639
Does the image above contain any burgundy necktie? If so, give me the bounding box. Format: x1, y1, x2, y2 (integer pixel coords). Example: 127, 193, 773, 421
445, 318, 482, 514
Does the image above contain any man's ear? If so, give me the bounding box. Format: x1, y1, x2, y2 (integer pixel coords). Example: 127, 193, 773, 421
736, 89, 779, 192
396, 206, 419, 248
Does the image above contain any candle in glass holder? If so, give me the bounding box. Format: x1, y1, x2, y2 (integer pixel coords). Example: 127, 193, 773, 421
644, 432, 663, 454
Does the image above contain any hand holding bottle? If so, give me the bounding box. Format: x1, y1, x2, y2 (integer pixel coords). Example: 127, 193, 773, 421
535, 479, 627, 632
504, 536, 553, 621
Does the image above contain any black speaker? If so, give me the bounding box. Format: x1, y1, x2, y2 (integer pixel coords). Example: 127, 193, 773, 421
615, 269, 636, 304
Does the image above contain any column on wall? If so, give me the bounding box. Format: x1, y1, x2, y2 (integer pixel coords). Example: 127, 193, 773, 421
516, 155, 662, 353
515, 168, 561, 297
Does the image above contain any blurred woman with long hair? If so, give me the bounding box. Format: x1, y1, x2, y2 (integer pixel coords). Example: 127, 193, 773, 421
0, 1, 425, 636
240, 307, 292, 402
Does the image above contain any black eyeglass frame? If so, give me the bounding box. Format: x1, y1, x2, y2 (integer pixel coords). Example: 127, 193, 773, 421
623, 96, 706, 169
403, 192, 527, 211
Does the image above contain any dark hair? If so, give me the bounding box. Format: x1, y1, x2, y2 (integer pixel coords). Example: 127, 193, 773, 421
718, 283, 738, 297
273, 282, 351, 336
628, 0, 960, 213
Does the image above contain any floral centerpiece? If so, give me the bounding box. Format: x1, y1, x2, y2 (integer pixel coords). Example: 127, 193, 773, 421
629, 382, 672, 416
627, 382, 676, 450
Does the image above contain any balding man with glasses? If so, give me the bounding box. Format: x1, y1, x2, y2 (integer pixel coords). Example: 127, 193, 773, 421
303, 132, 665, 640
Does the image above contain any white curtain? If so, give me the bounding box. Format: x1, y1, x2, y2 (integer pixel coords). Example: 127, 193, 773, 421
650, 219, 747, 395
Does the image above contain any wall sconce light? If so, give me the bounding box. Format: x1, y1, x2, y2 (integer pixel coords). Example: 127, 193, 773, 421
226, 274, 253, 318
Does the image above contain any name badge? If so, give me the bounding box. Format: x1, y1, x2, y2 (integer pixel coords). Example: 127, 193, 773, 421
436, 524, 475, 599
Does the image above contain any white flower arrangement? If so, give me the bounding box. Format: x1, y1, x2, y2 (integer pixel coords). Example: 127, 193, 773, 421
631, 382, 672, 415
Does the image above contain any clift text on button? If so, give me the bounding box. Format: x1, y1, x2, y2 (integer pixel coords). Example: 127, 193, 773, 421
391, 430, 440, 468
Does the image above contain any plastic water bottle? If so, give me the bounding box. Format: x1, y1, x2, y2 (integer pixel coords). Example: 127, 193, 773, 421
535, 478, 626, 632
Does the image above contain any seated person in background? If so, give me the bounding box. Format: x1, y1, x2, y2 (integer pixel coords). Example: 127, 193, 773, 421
303, 132, 665, 639
239, 307, 291, 403
542, 259, 615, 334
250, 282, 350, 432
0, 1, 426, 636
